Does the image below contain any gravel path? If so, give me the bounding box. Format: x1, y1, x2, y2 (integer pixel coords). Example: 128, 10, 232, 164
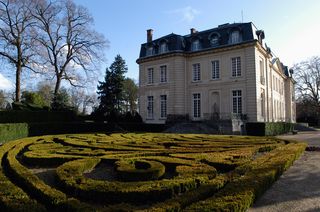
249, 130, 320, 212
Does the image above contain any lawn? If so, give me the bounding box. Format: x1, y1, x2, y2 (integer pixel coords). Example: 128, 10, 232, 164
0, 133, 306, 211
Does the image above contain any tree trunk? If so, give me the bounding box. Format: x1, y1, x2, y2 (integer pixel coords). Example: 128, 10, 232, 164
54, 76, 61, 97
15, 59, 22, 102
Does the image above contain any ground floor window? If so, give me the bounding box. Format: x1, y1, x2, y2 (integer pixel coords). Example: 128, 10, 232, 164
232, 90, 242, 114
147, 96, 154, 118
193, 93, 201, 118
160, 95, 167, 118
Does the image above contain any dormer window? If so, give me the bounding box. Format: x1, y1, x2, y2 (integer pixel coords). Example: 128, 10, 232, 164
230, 30, 242, 44
192, 39, 200, 51
146, 46, 153, 56
210, 36, 219, 46
159, 42, 168, 54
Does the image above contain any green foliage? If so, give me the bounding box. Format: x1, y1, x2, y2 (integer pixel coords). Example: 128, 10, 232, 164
51, 88, 71, 111
0, 133, 306, 210
96, 54, 128, 120
0, 111, 77, 123
122, 78, 138, 113
21, 91, 48, 107
246, 122, 294, 136
0, 123, 28, 144
0, 141, 46, 211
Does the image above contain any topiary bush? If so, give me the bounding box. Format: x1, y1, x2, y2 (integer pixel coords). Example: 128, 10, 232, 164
0, 123, 28, 144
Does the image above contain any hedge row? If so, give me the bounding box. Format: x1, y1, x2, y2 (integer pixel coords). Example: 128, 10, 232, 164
4, 139, 93, 211
185, 142, 306, 211
0, 141, 46, 211
0, 123, 28, 144
0, 111, 77, 123
56, 158, 209, 204
246, 122, 294, 136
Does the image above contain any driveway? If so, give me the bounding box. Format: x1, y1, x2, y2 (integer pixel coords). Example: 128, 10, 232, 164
249, 130, 320, 212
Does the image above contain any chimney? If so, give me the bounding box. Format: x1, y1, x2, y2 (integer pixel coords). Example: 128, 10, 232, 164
147, 29, 153, 43
190, 28, 197, 35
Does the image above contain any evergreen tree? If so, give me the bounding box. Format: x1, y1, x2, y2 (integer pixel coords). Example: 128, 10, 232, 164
97, 55, 127, 120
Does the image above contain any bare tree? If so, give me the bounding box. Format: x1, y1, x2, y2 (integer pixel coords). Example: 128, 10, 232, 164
33, 0, 108, 99
294, 56, 320, 106
0, 0, 38, 102
293, 56, 320, 124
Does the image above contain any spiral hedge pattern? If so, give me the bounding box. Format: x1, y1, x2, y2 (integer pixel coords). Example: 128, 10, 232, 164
0, 133, 306, 211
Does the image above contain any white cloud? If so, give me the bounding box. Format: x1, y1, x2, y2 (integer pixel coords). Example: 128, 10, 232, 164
0, 73, 13, 90
166, 6, 200, 23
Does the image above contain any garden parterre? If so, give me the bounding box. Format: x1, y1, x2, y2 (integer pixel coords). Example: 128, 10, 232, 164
0, 133, 306, 211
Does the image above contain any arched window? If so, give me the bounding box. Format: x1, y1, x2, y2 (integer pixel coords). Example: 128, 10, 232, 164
208, 33, 220, 47
192, 39, 200, 51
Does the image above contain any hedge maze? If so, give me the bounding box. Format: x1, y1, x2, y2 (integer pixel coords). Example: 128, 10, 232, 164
0, 133, 306, 211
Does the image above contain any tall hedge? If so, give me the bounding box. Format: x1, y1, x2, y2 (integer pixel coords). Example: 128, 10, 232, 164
0, 123, 28, 144
246, 122, 293, 136
0, 111, 77, 123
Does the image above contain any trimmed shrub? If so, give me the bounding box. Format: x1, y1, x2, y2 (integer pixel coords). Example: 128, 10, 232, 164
0, 111, 77, 123
246, 122, 294, 136
0, 123, 28, 144
115, 159, 166, 181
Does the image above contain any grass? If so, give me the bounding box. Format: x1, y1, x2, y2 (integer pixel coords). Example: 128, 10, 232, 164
0, 133, 306, 211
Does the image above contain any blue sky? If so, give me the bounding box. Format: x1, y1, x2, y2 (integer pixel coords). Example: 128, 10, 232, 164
1, 0, 320, 90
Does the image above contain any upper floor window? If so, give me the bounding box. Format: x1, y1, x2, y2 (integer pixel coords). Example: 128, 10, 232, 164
147, 68, 154, 84
146, 46, 153, 56
230, 30, 241, 44
192, 63, 201, 81
191, 39, 200, 51
231, 57, 241, 77
160, 65, 167, 83
159, 42, 168, 54
211, 60, 220, 79
260, 59, 265, 85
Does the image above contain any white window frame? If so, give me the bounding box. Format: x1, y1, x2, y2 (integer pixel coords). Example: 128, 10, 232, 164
160, 65, 167, 83
211, 60, 220, 79
193, 93, 201, 118
230, 31, 241, 44
147, 96, 154, 119
160, 95, 167, 118
147, 68, 154, 84
192, 63, 201, 81
231, 57, 241, 77
232, 90, 242, 114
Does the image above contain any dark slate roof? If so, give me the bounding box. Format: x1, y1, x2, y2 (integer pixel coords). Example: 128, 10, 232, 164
138, 22, 260, 59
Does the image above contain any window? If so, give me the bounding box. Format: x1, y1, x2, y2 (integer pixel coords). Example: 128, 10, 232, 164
210, 36, 219, 46
231, 57, 241, 77
260, 59, 265, 85
232, 90, 242, 114
160, 42, 168, 54
160, 95, 167, 118
211, 60, 220, 79
230, 31, 241, 44
193, 93, 201, 118
147, 68, 154, 84
147, 96, 154, 119
160, 65, 167, 83
146, 46, 153, 56
261, 89, 265, 118
192, 63, 201, 81
191, 39, 200, 51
